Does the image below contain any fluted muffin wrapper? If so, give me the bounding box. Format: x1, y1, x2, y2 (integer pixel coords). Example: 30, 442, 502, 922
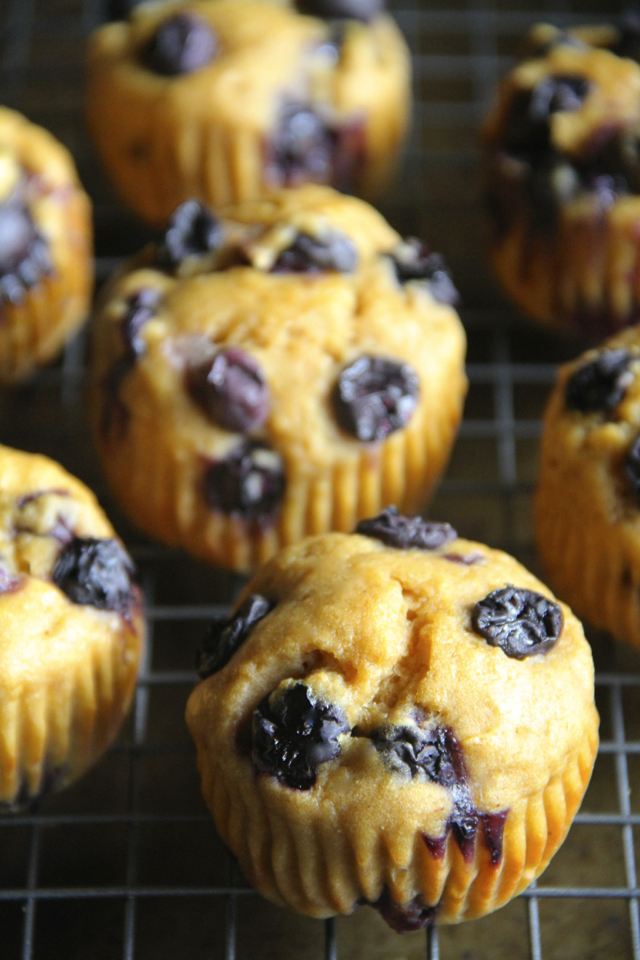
192, 722, 597, 923
90, 358, 466, 574
0, 610, 143, 810
536, 462, 640, 650
491, 194, 640, 339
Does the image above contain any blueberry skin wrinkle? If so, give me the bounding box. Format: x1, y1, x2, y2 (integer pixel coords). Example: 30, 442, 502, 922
197, 593, 272, 678
187, 347, 269, 433
472, 585, 563, 659
252, 683, 350, 790
333, 355, 420, 442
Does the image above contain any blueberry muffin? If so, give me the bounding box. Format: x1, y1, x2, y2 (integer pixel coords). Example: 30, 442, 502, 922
86, 0, 410, 224
0, 444, 144, 810
536, 326, 640, 648
186, 508, 598, 929
483, 17, 640, 337
0, 106, 93, 381
88, 186, 466, 573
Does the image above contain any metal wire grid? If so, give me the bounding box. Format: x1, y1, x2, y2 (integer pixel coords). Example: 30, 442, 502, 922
1, 0, 640, 958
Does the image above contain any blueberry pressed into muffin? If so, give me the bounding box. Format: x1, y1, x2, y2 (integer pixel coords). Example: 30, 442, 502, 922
484, 16, 640, 336
86, 0, 411, 223
0, 107, 93, 381
89, 186, 467, 572
186, 508, 598, 928
0, 445, 144, 811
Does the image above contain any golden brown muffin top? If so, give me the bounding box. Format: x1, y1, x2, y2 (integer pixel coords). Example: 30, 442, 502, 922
187, 514, 597, 837
91, 185, 463, 477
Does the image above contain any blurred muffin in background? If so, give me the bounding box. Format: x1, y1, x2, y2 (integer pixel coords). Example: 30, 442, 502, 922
483, 15, 640, 338
0, 106, 93, 382
86, 0, 411, 224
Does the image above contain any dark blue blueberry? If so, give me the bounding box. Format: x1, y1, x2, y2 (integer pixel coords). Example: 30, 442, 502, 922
187, 347, 269, 432
355, 506, 456, 551
143, 13, 218, 76
372, 889, 437, 933
334, 356, 420, 442
626, 434, 640, 503
52, 537, 136, 614
472, 586, 563, 659
369, 723, 464, 786
272, 230, 358, 273
252, 683, 350, 790
0, 203, 52, 306
565, 349, 634, 413
203, 441, 285, 521
389, 238, 459, 305
197, 593, 272, 678
158, 200, 223, 268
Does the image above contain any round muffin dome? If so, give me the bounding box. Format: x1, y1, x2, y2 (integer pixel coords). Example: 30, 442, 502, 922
537, 325, 640, 649
483, 19, 640, 337
0, 444, 144, 811
86, 0, 411, 223
186, 509, 598, 929
0, 107, 93, 381
88, 186, 467, 572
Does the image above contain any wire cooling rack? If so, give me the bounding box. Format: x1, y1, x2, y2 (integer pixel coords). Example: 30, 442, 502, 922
2, 0, 640, 958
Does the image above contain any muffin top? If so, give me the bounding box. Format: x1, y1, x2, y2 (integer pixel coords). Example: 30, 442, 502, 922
90, 186, 464, 516
0, 444, 141, 678
483, 20, 640, 230
187, 510, 597, 841
88, 0, 408, 131
0, 107, 87, 308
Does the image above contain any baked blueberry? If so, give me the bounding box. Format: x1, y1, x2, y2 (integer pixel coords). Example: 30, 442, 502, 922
197, 593, 272, 678
565, 349, 634, 413
252, 683, 349, 789
272, 230, 358, 273
143, 13, 218, 76
333, 355, 420, 442
388, 238, 459, 305
158, 200, 224, 268
625, 433, 640, 502
472, 585, 563, 659
370, 723, 463, 786
503, 75, 590, 160
0, 203, 52, 306
203, 441, 285, 521
268, 103, 335, 186
121, 288, 161, 357
355, 506, 456, 550
187, 347, 269, 432
52, 537, 135, 614
373, 890, 437, 934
